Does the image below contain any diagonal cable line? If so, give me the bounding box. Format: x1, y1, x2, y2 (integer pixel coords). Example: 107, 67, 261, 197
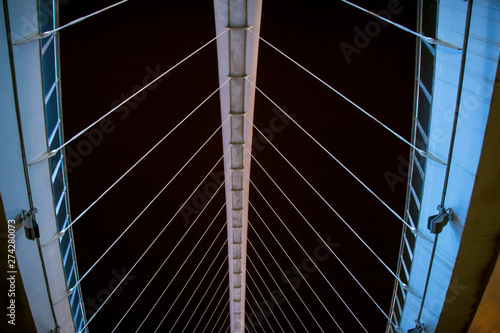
208, 298, 230, 333
248, 172, 366, 330
217, 312, 231, 333
50, 1, 128, 34
87, 199, 225, 333
249, 203, 343, 333
246, 285, 274, 333
53, 29, 229, 154
64, 78, 230, 233
251, 188, 390, 327
203, 295, 229, 333
244, 95, 412, 230
340, 0, 461, 49
246, 295, 267, 333
242, 36, 413, 148
249, 225, 319, 333
78, 148, 228, 332
194, 271, 229, 333
109, 170, 225, 333
218, 315, 230, 333
248, 112, 415, 233
135, 194, 227, 332
14, 0, 129, 45
246, 270, 285, 333
250, 153, 402, 324
110, 193, 227, 333
245, 124, 410, 289
246, 272, 282, 333
160, 229, 229, 333
163, 236, 228, 333
181, 256, 229, 333
73, 124, 230, 291
243, 39, 445, 165
245, 311, 259, 333
247, 240, 307, 333
247, 256, 297, 333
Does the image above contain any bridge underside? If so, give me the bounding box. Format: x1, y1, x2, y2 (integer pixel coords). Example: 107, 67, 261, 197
214, 0, 262, 332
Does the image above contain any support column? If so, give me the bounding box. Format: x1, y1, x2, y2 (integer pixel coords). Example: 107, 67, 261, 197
214, 1, 262, 332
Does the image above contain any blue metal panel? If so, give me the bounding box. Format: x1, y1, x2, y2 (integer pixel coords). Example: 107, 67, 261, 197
42, 38, 55, 95
395, 0, 500, 331
45, 82, 58, 131
56, 194, 67, 230
52, 162, 64, 206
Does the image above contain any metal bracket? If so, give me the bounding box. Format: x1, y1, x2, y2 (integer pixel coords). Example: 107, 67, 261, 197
52, 287, 74, 305
28, 149, 57, 165
15, 208, 40, 240
410, 227, 433, 243
425, 37, 462, 50
401, 282, 423, 299
12, 31, 54, 46
42, 231, 66, 247
427, 205, 453, 234
225, 25, 253, 30
49, 325, 61, 333
408, 322, 425, 333
416, 148, 447, 165
227, 74, 250, 79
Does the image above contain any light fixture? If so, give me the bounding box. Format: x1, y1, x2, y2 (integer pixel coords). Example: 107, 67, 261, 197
15, 208, 40, 240
427, 205, 453, 234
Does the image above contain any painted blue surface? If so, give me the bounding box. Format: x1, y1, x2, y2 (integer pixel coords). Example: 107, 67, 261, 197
396, 0, 500, 332
0, 0, 88, 331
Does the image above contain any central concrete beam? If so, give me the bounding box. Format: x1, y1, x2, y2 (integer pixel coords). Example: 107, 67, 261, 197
214, 1, 262, 332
